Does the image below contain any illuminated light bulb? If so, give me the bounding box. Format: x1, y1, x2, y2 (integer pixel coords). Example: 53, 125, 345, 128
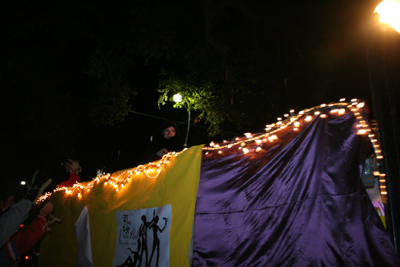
379, 179, 386, 182
214, 144, 220, 148
377, 155, 383, 159
210, 141, 215, 147
290, 109, 295, 113
105, 182, 108, 185
284, 114, 289, 117
223, 140, 227, 143
256, 147, 262, 152
357, 124, 363, 128
328, 104, 334, 107
368, 134, 374, 137
380, 185, 387, 188
78, 193, 81, 198
238, 147, 242, 150
116, 188, 119, 192
290, 117, 296, 122
373, 144, 380, 148
373, 171, 380, 176
277, 121, 282, 125
375, 0, 400, 34
294, 121, 300, 127
305, 116, 312, 122
371, 139, 377, 142
340, 98, 346, 102
205, 152, 209, 155
244, 132, 252, 138
330, 109, 338, 113
381, 191, 388, 195
338, 109, 346, 115
299, 110, 304, 115
357, 129, 367, 135
320, 104, 327, 107
380, 173, 386, 177
241, 142, 246, 146
294, 128, 299, 131
351, 98, 357, 102
235, 137, 240, 140
255, 139, 262, 145
227, 144, 232, 148
218, 151, 222, 154
375, 150, 382, 153
243, 148, 249, 154
314, 111, 320, 115
277, 117, 282, 121
321, 114, 327, 118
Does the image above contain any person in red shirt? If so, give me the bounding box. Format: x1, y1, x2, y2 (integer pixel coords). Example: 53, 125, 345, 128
0, 202, 54, 267
59, 159, 82, 187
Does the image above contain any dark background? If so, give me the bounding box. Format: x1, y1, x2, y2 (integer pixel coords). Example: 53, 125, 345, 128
0, 0, 388, 196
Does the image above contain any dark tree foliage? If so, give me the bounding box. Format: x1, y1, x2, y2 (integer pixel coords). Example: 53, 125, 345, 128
0, 0, 375, 183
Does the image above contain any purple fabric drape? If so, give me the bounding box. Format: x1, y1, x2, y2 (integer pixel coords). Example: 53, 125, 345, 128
193, 112, 400, 266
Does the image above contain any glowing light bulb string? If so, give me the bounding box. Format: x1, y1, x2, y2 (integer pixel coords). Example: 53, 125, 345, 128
36, 99, 387, 203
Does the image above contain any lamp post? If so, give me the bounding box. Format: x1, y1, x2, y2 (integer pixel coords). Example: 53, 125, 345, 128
173, 94, 191, 147
364, 0, 400, 252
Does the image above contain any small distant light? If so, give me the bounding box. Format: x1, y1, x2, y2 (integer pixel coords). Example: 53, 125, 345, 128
340, 98, 346, 102
21, 181, 26, 185
25, 255, 29, 260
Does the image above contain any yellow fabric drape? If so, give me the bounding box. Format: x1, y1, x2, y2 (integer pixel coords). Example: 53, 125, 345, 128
38, 145, 203, 267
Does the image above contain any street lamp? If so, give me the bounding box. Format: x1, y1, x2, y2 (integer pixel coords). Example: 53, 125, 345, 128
364, 0, 400, 252
173, 94, 190, 147
375, 0, 400, 34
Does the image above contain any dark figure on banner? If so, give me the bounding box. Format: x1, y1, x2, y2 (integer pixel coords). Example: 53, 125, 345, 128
138, 215, 149, 267
148, 212, 168, 267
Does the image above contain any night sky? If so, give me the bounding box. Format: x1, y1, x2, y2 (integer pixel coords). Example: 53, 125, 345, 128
0, 0, 384, 196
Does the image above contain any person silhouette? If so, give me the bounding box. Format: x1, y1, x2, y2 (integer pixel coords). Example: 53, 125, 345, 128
138, 215, 149, 267
148, 215, 168, 267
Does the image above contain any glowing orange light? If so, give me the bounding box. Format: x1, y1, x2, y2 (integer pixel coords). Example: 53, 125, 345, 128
375, 0, 400, 34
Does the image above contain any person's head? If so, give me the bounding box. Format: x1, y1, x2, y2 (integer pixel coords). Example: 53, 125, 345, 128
61, 159, 82, 174
161, 121, 177, 140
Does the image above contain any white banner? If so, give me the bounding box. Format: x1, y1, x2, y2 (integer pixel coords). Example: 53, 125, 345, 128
113, 205, 171, 267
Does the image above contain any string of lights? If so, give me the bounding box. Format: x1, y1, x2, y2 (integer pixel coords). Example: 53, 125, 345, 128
37, 98, 387, 204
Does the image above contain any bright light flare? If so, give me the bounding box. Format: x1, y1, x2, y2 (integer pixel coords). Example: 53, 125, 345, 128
173, 94, 182, 103
375, 0, 400, 34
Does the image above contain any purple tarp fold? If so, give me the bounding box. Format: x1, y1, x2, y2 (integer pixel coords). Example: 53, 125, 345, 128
193, 112, 400, 266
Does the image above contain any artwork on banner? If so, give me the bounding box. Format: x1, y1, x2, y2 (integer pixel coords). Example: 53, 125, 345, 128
113, 204, 171, 267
